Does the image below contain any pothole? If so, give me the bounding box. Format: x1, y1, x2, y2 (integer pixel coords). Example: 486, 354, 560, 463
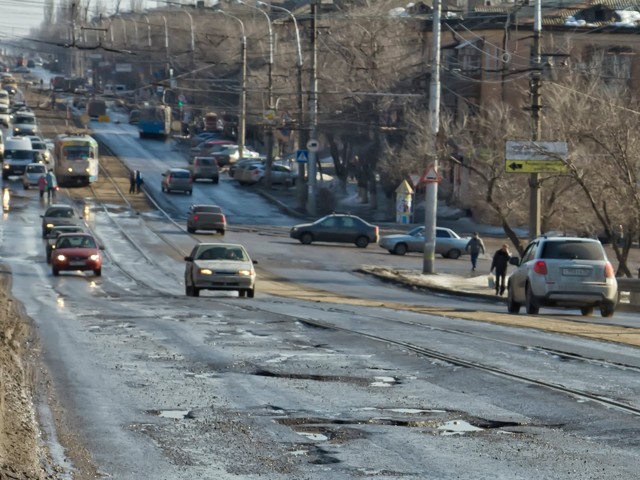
254, 369, 373, 385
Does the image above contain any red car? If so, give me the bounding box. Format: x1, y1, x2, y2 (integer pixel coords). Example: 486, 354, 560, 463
51, 233, 103, 277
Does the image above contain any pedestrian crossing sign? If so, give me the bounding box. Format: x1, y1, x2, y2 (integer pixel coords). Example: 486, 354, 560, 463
296, 149, 309, 163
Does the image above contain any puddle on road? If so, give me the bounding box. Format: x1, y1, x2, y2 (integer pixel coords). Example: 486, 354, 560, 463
146, 409, 194, 420
437, 419, 484, 435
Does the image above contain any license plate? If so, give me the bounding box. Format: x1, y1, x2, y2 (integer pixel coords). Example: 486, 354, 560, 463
69, 260, 86, 266
562, 267, 590, 276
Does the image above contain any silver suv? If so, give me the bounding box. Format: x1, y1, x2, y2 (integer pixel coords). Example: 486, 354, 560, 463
507, 237, 617, 317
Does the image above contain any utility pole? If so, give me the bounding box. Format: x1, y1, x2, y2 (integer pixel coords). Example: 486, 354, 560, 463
529, 0, 543, 240
307, 0, 318, 216
422, 0, 441, 274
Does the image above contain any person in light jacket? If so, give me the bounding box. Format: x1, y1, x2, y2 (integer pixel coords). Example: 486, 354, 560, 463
465, 232, 485, 271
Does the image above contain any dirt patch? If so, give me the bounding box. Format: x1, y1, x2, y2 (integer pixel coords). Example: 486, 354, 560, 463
0, 269, 46, 479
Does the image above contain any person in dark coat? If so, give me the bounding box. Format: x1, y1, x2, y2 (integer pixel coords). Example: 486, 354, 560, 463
465, 232, 486, 271
135, 170, 144, 193
490, 243, 511, 296
129, 170, 136, 194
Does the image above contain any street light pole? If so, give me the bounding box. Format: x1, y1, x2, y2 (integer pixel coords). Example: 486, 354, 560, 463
529, 0, 543, 240
238, 0, 275, 188
423, 0, 441, 274
216, 10, 247, 156
259, 1, 304, 207
307, 0, 319, 216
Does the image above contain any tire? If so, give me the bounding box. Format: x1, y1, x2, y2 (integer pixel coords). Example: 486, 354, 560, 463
238, 289, 246, 297
447, 249, 462, 260
24, 184, 29, 190
94, 268, 102, 277
213, 177, 219, 184
187, 190, 192, 195
52, 268, 59, 276
247, 288, 255, 298
392, 243, 408, 256
580, 306, 593, 316
187, 227, 195, 234
600, 302, 615, 318
507, 284, 521, 313
355, 236, 370, 248
219, 230, 225, 235
525, 284, 539, 314
192, 287, 200, 297
300, 232, 313, 245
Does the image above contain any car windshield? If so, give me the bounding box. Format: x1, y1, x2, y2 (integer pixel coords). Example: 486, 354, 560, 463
47, 208, 75, 218
408, 226, 424, 236
540, 241, 604, 260
196, 247, 246, 261
57, 236, 96, 249
5, 150, 34, 160
194, 206, 222, 213
171, 171, 190, 178
26, 164, 46, 173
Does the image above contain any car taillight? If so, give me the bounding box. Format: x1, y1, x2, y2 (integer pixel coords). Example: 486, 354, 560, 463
193, 215, 199, 221
604, 262, 615, 278
188, 177, 193, 184
533, 261, 547, 275
221, 214, 226, 222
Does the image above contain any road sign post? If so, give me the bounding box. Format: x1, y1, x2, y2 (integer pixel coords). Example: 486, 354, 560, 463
505, 141, 568, 174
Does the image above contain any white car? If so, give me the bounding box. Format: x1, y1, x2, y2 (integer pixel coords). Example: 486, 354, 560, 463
22, 163, 47, 189
236, 163, 297, 186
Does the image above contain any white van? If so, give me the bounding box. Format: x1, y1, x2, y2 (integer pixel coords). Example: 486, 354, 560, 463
3, 136, 34, 180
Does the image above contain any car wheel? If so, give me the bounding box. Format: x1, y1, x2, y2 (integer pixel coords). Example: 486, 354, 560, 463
355, 236, 369, 248
580, 306, 593, 316
186, 285, 194, 296
447, 249, 462, 260
219, 230, 225, 235
507, 283, 521, 313
247, 288, 255, 298
600, 302, 615, 318
187, 227, 195, 234
94, 268, 102, 277
23, 184, 29, 190
300, 232, 313, 245
187, 190, 193, 195
192, 287, 200, 297
52, 268, 59, 276
392, 243, 408, 256
238, 289, 246, 297
213, 177, 219, 184
525, 284, 539, 314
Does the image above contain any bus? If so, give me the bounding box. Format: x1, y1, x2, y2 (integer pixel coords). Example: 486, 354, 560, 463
54, 134, 99, 187
138, 105, 172, 139
87, 98, 107, 119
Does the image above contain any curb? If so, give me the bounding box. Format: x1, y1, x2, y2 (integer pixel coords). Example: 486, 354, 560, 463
256, 189, 309, 219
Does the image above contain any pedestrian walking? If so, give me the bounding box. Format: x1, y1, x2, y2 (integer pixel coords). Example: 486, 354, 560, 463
45, 170, 57, 203
490, 243, 511, 296
37, 175, 47, 200
135, 170, 144, 193
129, 170, 136, 194
465, 232, 485, 271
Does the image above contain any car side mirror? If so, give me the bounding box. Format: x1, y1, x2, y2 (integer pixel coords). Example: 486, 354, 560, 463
252, 260, 258, 265
99, 245, 105, 250
184, 256, 193, 262
509, 257, 520, 266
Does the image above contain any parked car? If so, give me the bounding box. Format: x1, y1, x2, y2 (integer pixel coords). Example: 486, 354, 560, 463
189, 139, 235, 158
379, 226, 470, 259
236, 163, 297, 186
41, 204, 84, 237
184, 243, 257, 297
229, 157, 264, 179
290, 214, 379, 248
50, 233, 103, 277
190, 156, 220, 183
210, 145, 260, 167
507, 236, 618, 317
161, 168, 193, 195
189, 131, 230, 148
186, 204, 226, 234
22, 162, 47, 189
45, 225, 87, 263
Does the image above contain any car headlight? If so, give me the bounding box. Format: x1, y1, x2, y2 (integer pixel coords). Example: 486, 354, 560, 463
67, 167, 73, 173
89, 254, 100, 261
238, 269, 253, 276
56, 254, 66, 261
46, 223, 54, 228
2, 164, 8, 170
198, 268, 213, 275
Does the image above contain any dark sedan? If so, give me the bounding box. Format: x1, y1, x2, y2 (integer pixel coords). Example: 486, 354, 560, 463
290, 214, 379, 248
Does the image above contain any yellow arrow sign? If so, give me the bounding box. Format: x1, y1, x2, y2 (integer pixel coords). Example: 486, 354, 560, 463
505, 160, 568, 174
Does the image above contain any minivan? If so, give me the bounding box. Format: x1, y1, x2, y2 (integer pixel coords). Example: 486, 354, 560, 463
3, 136, 34, 179
161, 168, 193, 195
191, 157, 219, 183
13, 112, 38, 136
